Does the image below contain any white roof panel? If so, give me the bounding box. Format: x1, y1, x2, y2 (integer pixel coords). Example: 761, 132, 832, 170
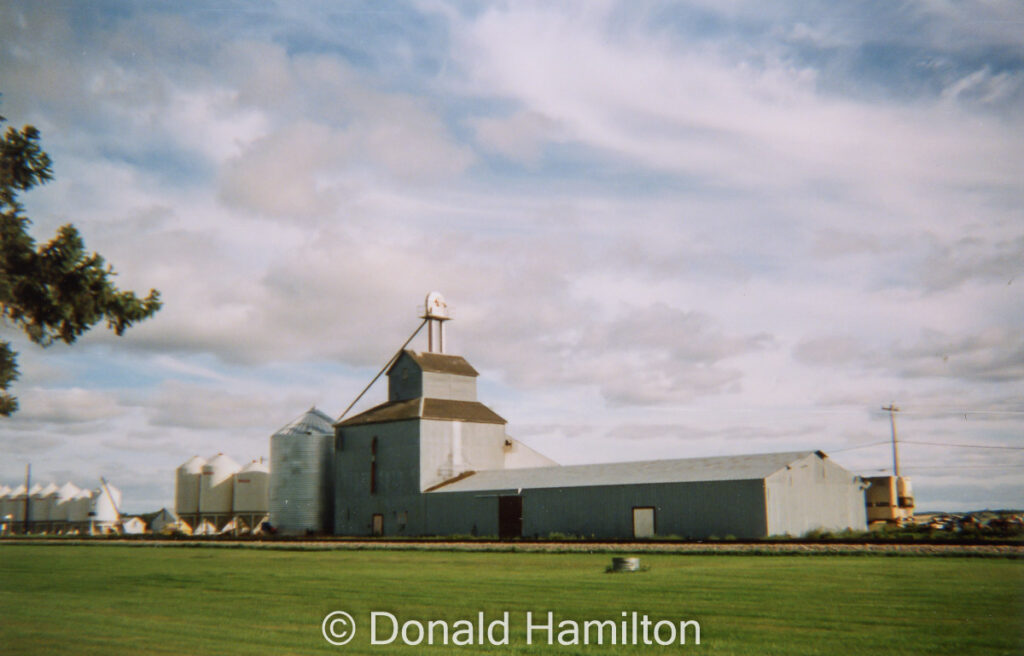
431, 451, 821, 493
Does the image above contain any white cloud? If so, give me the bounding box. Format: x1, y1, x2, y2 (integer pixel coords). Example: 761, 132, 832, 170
219, 121, 349, 218
448, 2, 1024, 224
11, 388, 125, 426
146, 381, 303, 431
892, 328, 1024, 383
471, 110, 560, 163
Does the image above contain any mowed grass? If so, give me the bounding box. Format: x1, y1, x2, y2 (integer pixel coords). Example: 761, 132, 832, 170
0, 545, 1021, 655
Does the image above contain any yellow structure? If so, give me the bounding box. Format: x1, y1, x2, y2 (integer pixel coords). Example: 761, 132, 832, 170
865, 476, 914, 525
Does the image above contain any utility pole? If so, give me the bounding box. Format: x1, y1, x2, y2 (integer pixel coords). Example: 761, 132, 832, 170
882, 404, 901, 477
23, 463, 31, 534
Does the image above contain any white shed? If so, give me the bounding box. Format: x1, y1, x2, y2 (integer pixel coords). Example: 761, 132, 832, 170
151, 508, 188, 534
121, 516, 147, 535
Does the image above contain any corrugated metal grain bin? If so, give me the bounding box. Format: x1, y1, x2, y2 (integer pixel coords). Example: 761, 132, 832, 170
69, 490, 93, 523
30, 482, 58, 524
175, 455, 205, 516
0, 486, 11, 524
269, 407, 335, 535
233, 460, 270, 514
0, 485, 10, 516
10, 485, 28, 522
199, 453, 240, 516
53, 482, 81, 523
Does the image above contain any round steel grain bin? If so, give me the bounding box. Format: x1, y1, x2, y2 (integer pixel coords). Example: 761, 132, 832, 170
53, 482, 81, 523
10, 485, 27, 522
199, 453, 240, 515
233, 460, 270, 514
0, 486, 11, 522
69, 490, 93, 523
175, 455, 205, 516
269, 407, 335, 535
30, 482, 58, 523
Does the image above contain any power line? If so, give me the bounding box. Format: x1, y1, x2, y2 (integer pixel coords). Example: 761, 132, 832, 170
880, 465, 1024, 470
884, 409, 1024, 416
900, 440, 1024, 451
831, 441, 891, 453
832, 439, 1024, 453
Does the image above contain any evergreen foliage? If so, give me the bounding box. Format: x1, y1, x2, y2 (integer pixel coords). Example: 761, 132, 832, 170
0, 116, 161, 415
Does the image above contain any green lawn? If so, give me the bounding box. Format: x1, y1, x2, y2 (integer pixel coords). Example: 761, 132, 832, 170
0, 545, 1021, 655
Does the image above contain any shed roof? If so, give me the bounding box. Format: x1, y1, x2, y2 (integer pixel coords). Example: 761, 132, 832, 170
337, 397, 505, 427
430, 450, 823, 493
388, 350, 479, 377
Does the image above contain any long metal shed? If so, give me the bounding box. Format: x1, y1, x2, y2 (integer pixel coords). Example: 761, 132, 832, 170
427, 451, 868, 539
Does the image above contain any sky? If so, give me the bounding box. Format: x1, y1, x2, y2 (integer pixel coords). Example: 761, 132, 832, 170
1, 0, 1022, 514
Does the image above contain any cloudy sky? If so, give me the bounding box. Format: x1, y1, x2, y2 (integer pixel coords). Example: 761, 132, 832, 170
1, 1, 1022, 514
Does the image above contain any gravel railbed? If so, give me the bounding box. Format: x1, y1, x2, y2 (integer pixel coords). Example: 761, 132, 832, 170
2, 538, 1021, 557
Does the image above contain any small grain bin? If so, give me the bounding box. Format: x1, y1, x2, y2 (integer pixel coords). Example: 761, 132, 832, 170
69, 490, 93, 528
10, 485, 28, 523
199, 453, 240, 529
233, 459, 270, 528
53, 482, 81, 528
0, 484, 9, 514
0, 486, 11, 530
175, 455, 205, 528
30, 482, 58, 530
269, 407, 336, 535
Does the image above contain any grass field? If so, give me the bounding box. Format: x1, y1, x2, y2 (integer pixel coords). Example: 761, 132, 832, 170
0, 545, 1021, 655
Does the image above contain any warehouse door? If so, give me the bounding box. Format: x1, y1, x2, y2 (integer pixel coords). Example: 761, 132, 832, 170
372, 513, 383, 536
633, 507, 655, 538
498, 496, 522, 539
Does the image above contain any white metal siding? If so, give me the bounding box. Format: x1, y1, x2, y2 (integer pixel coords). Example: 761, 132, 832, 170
233, 462, 270, 514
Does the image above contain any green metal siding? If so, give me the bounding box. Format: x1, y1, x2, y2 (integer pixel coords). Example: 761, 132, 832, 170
431, 480, 768, 539
334, 421, 424, 535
